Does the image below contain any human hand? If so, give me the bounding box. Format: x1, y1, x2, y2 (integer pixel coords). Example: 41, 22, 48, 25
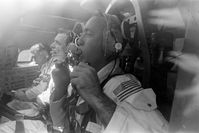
36, 96, 46, 108
51, 63, 70, 100
13, 89, 27, 101
52, 63, 70, 87
168, 51, 199, 74
32, 78, 41, 85
70, 62, 116, 126
70, 62, 102, 103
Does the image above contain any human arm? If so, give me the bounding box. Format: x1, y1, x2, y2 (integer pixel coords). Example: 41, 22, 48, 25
168, 51, 199, 75
36, 77, 54, 106
70, 62, 116, 127
70, 63, 168, 132
50, 91, 68, 127
103, 85, 168, 133
51, 63, 70, 101
49, 63, 70, 127
168, 51, 199, 116
13, 81, 48, 102
103, 99, 168, 133
86, 91, 116, 127
11, 88, 28, 101
32, 77, 42, 86
99, 74, 168, 133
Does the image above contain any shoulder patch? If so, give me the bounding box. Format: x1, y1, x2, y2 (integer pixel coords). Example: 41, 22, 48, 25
113, 78, 143, 102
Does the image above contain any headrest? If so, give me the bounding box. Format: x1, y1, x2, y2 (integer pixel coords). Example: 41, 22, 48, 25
121, 14, 137, 41
103, 13, 123, 44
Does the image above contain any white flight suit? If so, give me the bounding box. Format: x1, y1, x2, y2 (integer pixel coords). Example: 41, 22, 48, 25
50, 59, 168, 133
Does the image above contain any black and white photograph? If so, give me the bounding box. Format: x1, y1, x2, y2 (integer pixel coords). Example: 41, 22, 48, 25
0, 0, 198, 133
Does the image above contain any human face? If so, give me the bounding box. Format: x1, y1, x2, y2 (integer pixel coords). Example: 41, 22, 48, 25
50, 33, 68, 63
77, 16, 107, 71
33, 50, 48, 66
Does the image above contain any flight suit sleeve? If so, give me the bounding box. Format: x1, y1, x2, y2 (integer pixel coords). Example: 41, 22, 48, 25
103, 90, 168, 133
25, 81, 48, 100
102, 75, 168, 133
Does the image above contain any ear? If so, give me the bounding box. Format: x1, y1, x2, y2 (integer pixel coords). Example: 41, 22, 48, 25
102, 29, 115, 58
103, 29, 123, 57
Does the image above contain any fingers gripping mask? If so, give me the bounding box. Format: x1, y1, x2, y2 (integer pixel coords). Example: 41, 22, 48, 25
102, 14, 123, 59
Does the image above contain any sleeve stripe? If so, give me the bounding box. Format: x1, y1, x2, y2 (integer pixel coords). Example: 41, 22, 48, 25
119, 88, 143, 102
121, 80, 140, 88
113, 85, 123, 96
120, 81, 140, 91
121, 83, 140, 89
113, 80, 139, 95
117, 86, 142, 98
117, 84, 141, 97
113, 78, 143, 101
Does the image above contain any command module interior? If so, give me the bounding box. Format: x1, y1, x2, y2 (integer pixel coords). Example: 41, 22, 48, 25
0, 0, 199, 133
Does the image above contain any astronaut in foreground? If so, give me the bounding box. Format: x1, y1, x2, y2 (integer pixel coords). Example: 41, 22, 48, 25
50, 12, 168, 133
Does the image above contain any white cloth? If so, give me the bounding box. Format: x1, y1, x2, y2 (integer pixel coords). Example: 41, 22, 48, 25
0, 120, 47, 133
103, 89, 168, 133
25, 58, 54, 100
25, 81, 48, 100
0, 109, 47, 133
37, 78, 54, 105
50, 60, 168, 133
0, 60, 54, 133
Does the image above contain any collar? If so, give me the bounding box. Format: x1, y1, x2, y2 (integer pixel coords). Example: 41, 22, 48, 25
97, 59, 123, 84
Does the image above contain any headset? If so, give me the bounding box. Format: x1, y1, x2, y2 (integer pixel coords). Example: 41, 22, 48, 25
102, 13, 123, 58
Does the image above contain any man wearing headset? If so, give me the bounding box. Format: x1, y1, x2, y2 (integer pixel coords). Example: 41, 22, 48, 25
50, 13, 168, 133
0, 30, 75, 133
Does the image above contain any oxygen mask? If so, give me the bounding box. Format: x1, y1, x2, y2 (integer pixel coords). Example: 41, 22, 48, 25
66, 42, 82, 72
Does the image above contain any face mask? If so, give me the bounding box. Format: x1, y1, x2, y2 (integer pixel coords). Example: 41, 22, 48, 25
66, 42, 82, 72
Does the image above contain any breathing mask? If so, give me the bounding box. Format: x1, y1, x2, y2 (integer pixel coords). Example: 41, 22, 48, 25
66, 39, 83, 72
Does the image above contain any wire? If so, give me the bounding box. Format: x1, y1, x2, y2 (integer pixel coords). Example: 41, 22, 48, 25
106, 55, 119, 80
